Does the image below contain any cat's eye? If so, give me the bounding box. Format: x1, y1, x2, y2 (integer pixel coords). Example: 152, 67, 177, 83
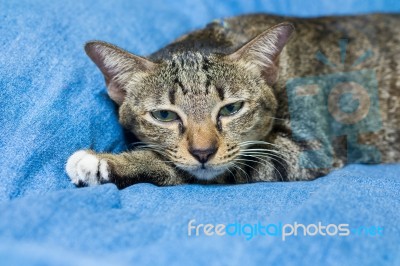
219, 102, 244, 117
151, 110, 179, 122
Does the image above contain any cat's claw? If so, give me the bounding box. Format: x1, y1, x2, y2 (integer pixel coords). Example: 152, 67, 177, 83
66, 150, 110, 186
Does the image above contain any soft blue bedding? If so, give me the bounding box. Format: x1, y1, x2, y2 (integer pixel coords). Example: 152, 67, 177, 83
1, 0, 399, 265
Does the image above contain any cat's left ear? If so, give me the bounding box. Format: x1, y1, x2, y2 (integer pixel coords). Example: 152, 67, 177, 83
225, 22, 294, 85
85, 41, 157, 105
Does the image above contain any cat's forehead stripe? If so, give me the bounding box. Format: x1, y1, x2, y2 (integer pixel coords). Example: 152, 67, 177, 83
169, 52, 212, 97
174, 77, 188, 95
215, 86, 225, 100
168, 87, 176, 105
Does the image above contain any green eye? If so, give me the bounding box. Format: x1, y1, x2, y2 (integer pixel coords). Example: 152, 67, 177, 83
219, 102, 244, 117
151, 110, 179, 122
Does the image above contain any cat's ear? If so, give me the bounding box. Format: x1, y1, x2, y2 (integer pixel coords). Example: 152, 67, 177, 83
85, 41, 157, 105
225, 22, 294, 85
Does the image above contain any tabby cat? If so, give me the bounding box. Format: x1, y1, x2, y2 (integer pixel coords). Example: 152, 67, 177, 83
66, 14, 400, 188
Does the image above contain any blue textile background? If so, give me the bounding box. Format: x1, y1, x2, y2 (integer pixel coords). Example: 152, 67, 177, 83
0, 0, 399, 265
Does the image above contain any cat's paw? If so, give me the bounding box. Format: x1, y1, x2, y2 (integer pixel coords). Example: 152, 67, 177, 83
66, 150, 110, 186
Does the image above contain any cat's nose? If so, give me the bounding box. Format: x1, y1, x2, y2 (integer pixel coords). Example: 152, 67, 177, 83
189, 147, 218, 164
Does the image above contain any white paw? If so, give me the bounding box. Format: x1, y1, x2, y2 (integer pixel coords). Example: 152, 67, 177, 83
66, 150, 110, 186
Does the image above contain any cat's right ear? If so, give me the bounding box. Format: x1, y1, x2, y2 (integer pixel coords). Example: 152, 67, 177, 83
85, 41, 157, 105
224, 23, 294, 85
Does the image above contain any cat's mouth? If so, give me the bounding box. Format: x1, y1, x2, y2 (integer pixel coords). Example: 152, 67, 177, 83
177, 164, 227, 180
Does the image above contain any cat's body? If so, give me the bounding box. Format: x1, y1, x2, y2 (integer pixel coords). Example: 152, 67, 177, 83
66, 14, 400, 188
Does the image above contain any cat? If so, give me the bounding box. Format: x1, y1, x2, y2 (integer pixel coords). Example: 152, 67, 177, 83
66, 14, 400, 189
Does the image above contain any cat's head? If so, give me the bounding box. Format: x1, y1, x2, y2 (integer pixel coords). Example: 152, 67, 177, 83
85, 23, 294, 180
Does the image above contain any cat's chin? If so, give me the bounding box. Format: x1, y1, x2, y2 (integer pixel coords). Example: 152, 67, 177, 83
182, 166, 226, 181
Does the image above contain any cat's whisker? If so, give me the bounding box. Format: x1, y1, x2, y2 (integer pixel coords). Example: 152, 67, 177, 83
233, 157, 261, 165
141, 146, 179, 158
240, 154, 286, 181
240, 151, 291, 163
232, 163, 252, 183
240, 149, 287, 163
135, 145, 167, 152
129, 141, 172, 151
135, 146, 172, 158
241, 149, 290, 160
225, 164, 237, 182
233, 160, 261, 179
137, 145, 171, 152
230, 163, 250, 183
243, 155, 290, 174
241, 147, 291, 156
236, 156, 282, 182
265, 115, 287, 121
239, 140, 283, 149
239, 149, 277, 168
234, 156, 275, 182
227, 163, 240, 183
240, 147, 291, 162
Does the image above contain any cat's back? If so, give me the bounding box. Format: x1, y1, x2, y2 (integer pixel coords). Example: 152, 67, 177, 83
152, 14, 400, 59
153, 13, 400, 163
227, 14, 400, 163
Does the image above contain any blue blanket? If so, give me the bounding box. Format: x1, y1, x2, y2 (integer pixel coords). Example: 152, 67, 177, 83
1, 0, 399, 265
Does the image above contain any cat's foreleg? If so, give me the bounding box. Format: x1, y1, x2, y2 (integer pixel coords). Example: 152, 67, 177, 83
268, 134, 333, 181
66, 150, 184, 188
